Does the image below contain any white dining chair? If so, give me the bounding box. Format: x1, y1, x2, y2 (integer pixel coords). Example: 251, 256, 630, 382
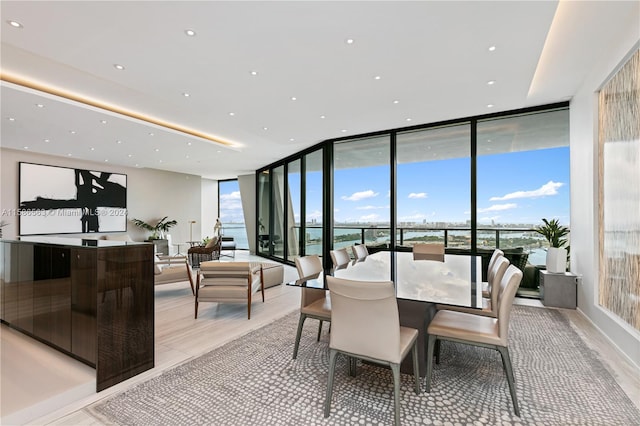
426, 264, 523, 417
292, 255, 331, 359
324, 276, 420, 426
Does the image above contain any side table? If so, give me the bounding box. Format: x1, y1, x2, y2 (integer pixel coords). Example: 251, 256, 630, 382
540, 271, 579, 309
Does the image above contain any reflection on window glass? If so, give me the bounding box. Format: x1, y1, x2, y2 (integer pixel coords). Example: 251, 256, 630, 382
288, 160, 301, 261
397, 124, 471, 249
219, 180, 248, 249
334, 135, 390, 253
477, 108, 569, 267
273, 165, 285, 257
305, 150, 323, 257
257, 171, 270, 255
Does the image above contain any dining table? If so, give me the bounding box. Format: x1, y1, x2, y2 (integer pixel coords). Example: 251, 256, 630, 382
288, 250, 483, 376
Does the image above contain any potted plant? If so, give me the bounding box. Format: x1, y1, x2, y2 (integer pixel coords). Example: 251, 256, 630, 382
132, 216, 178, 240
534, 218, 570, 273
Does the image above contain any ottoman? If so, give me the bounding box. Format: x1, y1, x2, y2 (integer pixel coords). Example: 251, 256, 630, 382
261, 263, 284, 288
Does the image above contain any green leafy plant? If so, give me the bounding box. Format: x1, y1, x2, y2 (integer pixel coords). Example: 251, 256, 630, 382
132, 216, 177, 239
534, 218, 569, 248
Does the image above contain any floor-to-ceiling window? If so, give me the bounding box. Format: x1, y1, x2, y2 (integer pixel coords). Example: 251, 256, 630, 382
255, 102, 570, 281
476, 108, 570, 266
304, 149, 323, 257
334, 135, 391, 254
257, 170, 270, 255
218, 179, 249, 249
396, 124, 471, 249
287, 159, 301, 261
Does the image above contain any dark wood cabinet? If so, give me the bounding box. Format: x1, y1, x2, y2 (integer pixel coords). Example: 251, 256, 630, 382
1, 238, 154, 392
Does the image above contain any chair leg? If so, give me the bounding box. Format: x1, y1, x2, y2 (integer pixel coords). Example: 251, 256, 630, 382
425, 334, 437, 392
435, 339, 441, 364
411, 341, 420, 394
390, 363, 401, 426
247, 289, 252, 320
348, 357, 357, 377
497, 346, 520, 417
317, 320, 323, 341
194, 299, 199, 319
292, 314, 307, 359
324, 349, 338, 418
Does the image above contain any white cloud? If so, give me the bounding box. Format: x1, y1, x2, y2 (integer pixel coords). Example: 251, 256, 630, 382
356, 205, 390, 210
307, 210, 323, 219
341, 189, 379, 201
408, 192, 427, 199
360, 213, 380, 221
490, 181, 563, 201
219, 191, 241, 200
478, 203, 518, 213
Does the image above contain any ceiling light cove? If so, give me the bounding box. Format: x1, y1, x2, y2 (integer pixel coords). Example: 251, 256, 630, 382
1, 73, 241, 150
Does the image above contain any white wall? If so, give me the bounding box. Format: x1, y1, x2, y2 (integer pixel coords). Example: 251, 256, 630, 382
238, 173, 256, 254
570, 20, 639, 365
1, 148, 209, 254
200, 178, 219, 242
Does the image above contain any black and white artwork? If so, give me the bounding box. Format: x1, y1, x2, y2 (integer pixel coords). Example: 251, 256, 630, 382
19, 162, 127, 235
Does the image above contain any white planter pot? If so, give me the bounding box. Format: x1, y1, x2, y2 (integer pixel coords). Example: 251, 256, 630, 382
546, 247, 568, 273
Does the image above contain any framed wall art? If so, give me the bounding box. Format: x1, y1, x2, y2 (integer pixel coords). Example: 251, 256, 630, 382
19, 162, 127, 235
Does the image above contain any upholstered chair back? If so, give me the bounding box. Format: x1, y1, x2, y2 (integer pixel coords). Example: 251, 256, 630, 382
496, 265, 523, 345
486, 249, 505, 284
329, 248, 351, 269
294, 255, 323, 279
351, 244, 369, 261
327, 276, 402, 363
412, 243, 445, 261
488, 256, 510, 313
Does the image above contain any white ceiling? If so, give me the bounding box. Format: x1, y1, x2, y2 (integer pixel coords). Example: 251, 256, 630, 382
1, 1, 637, 180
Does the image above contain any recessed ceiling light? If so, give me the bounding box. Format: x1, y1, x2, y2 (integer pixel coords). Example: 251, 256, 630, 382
90, 147, 95, 151
183, 92, 190, 97
70, 130, 76, 134
67, 153, 72, 157
185, 155, 190, 159
250, 71, 258, 76
487, 104, 494, 108
320, 115, 326, 119
406, 118, 412, 122
114, 64, 125, 70
155, 148, 160, 152
116, 140, 123, 144
217, 150, 221, 153
135, 163, 139, 167
263, 127, 268, 130
36, 103, 44, 108
187, 142, 192, 146
44, 139, 50, 143
104, 159, 109, 162
8, 117, 15, 121
128, 154, 133, 157
393, 100, 399, 104
185, 29, 196, 36
100, 119, 107, 124
229, 112, 235, 116
488, 46, 496, 52
341, 129, 347, 133
8, 20, 23, 28
290, 96, 297, 101
23, 146, 29, 150
374, 76, 381, 80
345, 38, 354, 44
487, 80, 496, 85
289, 138, 295, 142
159, 160, 163, 163
149, 132, 154, 136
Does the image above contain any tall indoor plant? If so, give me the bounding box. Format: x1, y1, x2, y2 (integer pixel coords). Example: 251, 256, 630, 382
534, 218, 570, 273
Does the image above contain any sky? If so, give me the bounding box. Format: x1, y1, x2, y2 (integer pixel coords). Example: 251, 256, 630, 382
219, 146, 570, 228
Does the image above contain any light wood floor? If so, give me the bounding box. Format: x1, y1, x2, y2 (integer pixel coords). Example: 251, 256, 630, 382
1, 252, 638, 425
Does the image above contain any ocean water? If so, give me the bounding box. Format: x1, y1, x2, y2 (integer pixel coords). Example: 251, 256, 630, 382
221, 224, 249, 250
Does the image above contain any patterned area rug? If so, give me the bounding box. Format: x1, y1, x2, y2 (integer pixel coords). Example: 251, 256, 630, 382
88, 305, 640, 425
